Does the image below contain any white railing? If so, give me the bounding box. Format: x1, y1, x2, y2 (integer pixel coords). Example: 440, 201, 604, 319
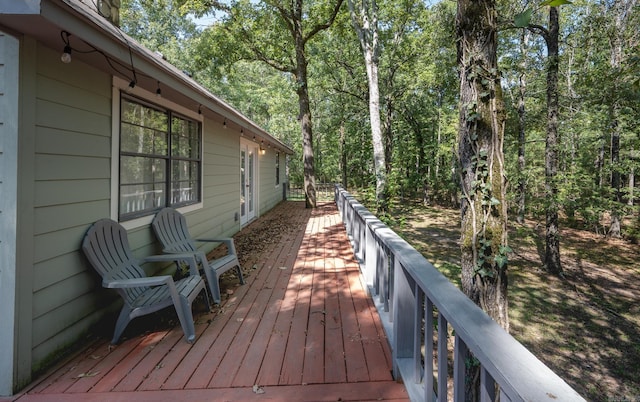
334, 185, 585, 402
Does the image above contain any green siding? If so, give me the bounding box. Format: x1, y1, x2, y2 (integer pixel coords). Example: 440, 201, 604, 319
258, 148, 284, 215
0, 30, 20, 396
29, 43, 113, 364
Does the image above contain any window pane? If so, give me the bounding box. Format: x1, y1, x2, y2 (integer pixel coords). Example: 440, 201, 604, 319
120, 155, 166, 184
172, 116, 199, 159
121, 123, 168, 155
122, 98, 168, 131
171, 160, 199, 204
120, 183, 166, 215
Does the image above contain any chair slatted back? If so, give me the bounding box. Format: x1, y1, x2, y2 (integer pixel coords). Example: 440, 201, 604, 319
152, 208, 198, 253
82, 219, 148, 305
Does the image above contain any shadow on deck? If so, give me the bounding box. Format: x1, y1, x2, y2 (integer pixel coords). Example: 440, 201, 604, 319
10, 201, 408, 402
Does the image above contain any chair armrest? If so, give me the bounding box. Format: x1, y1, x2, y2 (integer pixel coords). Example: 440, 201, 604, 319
194, 238, 234, 244
145, 253, 200, 277
103, 275, 172, 289
194, 238, 237, 255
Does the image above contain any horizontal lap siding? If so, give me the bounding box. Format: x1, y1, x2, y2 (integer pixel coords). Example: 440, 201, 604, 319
258, 148, 283, 215
31, 43, 113, 367
198, 122, 241, 239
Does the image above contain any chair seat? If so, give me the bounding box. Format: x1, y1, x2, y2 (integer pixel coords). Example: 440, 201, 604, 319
131, 275, 203, 309
210, 254, 238, 272
152, 208, 245, 304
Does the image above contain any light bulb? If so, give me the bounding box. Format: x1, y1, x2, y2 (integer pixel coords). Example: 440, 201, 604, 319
61, 45, 72, 63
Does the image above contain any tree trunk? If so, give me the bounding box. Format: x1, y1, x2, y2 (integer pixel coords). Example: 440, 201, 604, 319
456, 0, 508, 332
347, 0, 387, 213
340, 119, 347, 189
457, 0, 509, 397
516, 29, 528, 225
606, 0, 636, 236
293, 11, 317, 208
543, 6, 563, 275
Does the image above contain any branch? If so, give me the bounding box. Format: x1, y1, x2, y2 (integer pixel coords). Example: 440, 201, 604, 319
303, 0, 345, 45
526, 23, 549, 44
264, 0, 295, 33
234, 25, 295, 73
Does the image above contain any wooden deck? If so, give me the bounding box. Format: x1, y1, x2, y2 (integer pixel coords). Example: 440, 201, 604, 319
11, 202, 408, 402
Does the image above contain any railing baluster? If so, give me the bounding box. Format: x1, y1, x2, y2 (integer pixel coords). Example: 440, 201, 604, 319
382, 248, 390, 312
437, 314, 448, 402
414, 285, 424, 384
388, 252, 394, 319
453, 334, 468, 401
425, 297, 434, 402
481, 366, 496, 402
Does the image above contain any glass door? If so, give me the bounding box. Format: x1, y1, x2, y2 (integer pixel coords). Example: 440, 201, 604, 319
240, 140, 257, 225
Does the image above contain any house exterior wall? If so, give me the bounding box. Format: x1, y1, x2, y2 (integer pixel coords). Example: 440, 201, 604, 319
258, 149, 286, 215
5, 33, 287, 394
0, 29, 20, 396
31, 42, 114, 371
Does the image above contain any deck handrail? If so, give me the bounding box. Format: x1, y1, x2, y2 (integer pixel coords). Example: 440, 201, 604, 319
334, 185, 585, 402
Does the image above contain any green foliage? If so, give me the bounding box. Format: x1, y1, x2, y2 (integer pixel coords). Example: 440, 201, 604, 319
118, 0, 640, 243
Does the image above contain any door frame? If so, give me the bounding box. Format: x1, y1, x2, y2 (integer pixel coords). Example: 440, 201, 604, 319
240, 138, 258, 226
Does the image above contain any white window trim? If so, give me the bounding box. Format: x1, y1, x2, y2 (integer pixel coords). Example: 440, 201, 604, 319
110, 77, 204, 229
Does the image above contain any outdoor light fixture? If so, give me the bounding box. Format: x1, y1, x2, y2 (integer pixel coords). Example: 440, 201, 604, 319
260, 141, 266, 155
198, 105, 202, 114
61, 31, 72, 63
128, 80, 136, 89
156, 81, 162, 97
61, 45, 72, 63
223, 118, 227, 129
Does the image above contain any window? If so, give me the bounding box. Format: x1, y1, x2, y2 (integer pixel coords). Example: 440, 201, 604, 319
119, 95, 201, 220
275, 152, 280, 186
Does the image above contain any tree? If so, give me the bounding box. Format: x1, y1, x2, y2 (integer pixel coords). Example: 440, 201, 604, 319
456, 0, 509, 331
347, 0, 387, 212
180, 0, 344, 208
516, 1, 569, 275
604, 0, 637, 237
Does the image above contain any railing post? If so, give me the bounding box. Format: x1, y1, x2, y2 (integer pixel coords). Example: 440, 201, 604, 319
392, 260, 415, 379
364, 222, 376, 290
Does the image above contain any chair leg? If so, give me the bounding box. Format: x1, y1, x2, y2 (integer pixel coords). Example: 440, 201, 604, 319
112, 306, 133, 344
236, 264, 245, 285
178, 294, 197, 343
208, 271, 222, 304
172, 294, 196, 343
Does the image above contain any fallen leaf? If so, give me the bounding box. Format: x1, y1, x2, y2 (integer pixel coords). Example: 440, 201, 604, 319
252, 384, 265, 394
76, 370, 99, 378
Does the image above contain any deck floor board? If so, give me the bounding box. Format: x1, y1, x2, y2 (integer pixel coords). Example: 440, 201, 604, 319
14, 201, 407, 402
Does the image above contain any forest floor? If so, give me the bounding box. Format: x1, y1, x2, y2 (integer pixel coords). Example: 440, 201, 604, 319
388, 201, 640, 402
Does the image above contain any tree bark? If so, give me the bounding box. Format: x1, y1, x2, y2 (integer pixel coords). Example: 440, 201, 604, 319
456, 0, 509, 328
606, 0, 636, 236
516, 29, 528, 225
340, 119, 347, 189
543, 6, 563, 275
457, 1, 509, 398
347, 0, 387, 213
